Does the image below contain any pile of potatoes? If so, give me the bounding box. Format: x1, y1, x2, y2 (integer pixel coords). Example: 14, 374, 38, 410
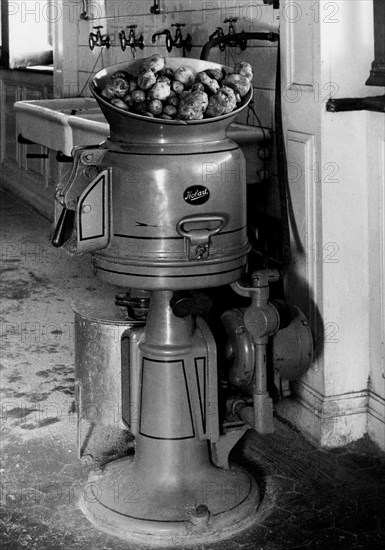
99, 54, 253, 121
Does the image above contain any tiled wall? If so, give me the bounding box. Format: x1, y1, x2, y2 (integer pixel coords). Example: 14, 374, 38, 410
77, 0, 278, 129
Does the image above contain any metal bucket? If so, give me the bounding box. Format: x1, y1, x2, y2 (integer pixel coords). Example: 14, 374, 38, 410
72, 295, 145, 434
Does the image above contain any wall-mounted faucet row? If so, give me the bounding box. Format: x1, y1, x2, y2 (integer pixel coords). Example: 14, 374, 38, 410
88, 24, 192, 55
88, 20, 251, 55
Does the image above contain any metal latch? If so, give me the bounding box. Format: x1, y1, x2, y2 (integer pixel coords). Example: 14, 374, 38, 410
176, 214, 227, 261
52, 145, 110, 254
55, 145, 108, 210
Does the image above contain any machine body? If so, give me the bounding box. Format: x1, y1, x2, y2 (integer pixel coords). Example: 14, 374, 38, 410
54, 57, 313, 545
56, 58, 261, 546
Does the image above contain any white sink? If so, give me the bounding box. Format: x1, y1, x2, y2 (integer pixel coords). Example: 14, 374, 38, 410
68, 104, 109, 151
14, 98, 266, 183
14, 98, 105, 156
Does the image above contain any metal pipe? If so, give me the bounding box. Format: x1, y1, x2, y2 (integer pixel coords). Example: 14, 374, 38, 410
252, 343, 273, 433
80, 0, 89, 20
254, 343, 267, 394
274, 46, 292, 275
200, 31, 278, 60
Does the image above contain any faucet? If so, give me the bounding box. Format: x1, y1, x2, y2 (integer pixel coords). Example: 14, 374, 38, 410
119, 25, 144, 56
224, 17, 247, 49
150, 0, 161, 14
88, 26, 110, 50
209, 27, 226, 51
207, 18, 247, 52
152, 23, 192, 56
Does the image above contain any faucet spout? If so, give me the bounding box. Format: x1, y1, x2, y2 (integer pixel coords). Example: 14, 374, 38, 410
152, 29, 172, 52
152, 29, 171, 43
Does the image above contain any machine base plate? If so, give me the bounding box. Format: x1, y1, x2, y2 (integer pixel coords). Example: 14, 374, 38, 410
79, 456, 260, 546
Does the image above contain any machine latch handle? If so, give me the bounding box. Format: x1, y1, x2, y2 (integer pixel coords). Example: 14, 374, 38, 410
176, 214, 227, 261
51, 207, 74, 248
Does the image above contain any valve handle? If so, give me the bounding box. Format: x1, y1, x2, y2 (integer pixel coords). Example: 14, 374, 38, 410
88, 34, 95, 50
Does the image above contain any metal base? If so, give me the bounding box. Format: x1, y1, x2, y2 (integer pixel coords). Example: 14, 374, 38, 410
79, 455, 259, 547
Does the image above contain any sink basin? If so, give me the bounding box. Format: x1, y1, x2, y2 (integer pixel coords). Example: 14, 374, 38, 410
68, 103, 109, 151
14, 98, 104, 156
14, 97, 267, 183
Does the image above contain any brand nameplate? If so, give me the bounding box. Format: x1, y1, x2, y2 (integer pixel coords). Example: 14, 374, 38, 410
183, 186, 210, 206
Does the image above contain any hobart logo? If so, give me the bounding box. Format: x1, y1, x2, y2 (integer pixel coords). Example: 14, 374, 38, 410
183, 186, 210, 205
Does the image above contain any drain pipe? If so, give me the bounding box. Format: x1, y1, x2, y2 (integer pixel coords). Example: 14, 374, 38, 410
231, 269, 281, 433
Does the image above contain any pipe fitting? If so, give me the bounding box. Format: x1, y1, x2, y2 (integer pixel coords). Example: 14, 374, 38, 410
231, 269, 281, 342
244, 300, 280, 341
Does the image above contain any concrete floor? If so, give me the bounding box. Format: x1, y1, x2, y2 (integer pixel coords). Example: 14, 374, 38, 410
1, 189, 385, 550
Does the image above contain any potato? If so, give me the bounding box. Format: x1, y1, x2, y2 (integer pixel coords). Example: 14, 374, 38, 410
101, 84, 116, 100
193, 90, 208, 110
217, 86, 237, 113
148, 81, 171, 101
137, 69, 157, 91
205, 67, 225, 82
142, 54, 165, 74
157, 75, 171, 85
111, 98, 130, 110
163, 104, 178, 117
205, 94, 227, 118
178, 90, 209, 120
191, 82, 205, 93
102, 77, 129, 99
171, 80, 185, 95
111, 71, 130, 81
134, 101, 150, 114
123, 94, 134, 107
148, 99, 163, 116
234, 61, 253, 81
131, 90, 146, 104
159, 67, 174, 80
173, 66, 195, 88
127, 79, 137, 93
167, 91, 180, 106
222, 73, 251, 97
195, 72, 220, 95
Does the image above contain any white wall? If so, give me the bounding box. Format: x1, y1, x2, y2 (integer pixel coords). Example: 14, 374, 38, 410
279, 0, 385, 449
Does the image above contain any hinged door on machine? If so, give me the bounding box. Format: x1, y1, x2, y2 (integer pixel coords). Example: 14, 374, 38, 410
76, 168, 112, 254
